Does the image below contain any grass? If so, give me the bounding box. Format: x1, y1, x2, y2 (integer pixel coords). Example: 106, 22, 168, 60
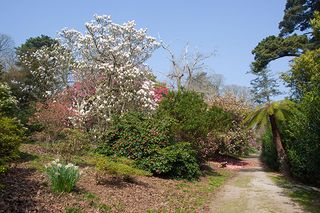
168, 169, 234, 211
82, 191, 112, 212
65, 206, 82, 213
270, 175, 320, 213
203, 169, 234, 192
83, 192, 98, 201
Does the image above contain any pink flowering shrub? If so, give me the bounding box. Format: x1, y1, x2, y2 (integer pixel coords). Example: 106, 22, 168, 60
207, 94, 256, 156
29, 100, 75, 142
153, 85, 169, 102
29, 79, 96, 142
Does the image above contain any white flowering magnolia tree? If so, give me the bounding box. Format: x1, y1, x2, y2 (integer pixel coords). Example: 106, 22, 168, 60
23, 15, 160, 130
19, 44, 74, 100
59, 15, 160, 126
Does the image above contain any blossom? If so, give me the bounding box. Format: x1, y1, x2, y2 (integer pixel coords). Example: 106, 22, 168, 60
65, 163, 74, 168
58, 15, 160, 126
19, 44, 74, 100
24, 15, 161, 133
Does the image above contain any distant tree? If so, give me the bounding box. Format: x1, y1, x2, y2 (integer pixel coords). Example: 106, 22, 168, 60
250, 67, 281, 104
187, 72, 223, 98
223, 84, 251, 101
0, 34, 15, 70
163, 43, 214, 92
16, 35, 57, 59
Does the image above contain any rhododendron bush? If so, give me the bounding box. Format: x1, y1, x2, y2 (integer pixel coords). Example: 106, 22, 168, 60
207, 93, 257, 156
153, 84, 169, 102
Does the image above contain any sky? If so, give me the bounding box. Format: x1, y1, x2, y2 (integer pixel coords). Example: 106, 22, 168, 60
0, 0, 290, 90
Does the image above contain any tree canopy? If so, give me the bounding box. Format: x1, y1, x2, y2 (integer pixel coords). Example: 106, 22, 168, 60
252, 0, 320, 72
16, 35, 57, 58
279, 0, 320, 36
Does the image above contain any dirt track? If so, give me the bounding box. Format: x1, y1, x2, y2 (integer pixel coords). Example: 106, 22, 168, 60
210, 156, 304, 213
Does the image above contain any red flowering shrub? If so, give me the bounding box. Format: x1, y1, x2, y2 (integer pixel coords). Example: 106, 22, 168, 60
153, 84, 169, 102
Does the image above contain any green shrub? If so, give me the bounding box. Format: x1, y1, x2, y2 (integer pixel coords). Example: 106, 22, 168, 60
156, 91, 208, 141
206, 106, 234, 133
261, 130, 279, 170
51, 128, 91, 162
95, 156, 151, 177
45, 159, 80, 193
156, 91, 245, 159
95, 111, 201, 180
137, 142, 201, 180
0, 117, 25, 171
217, 126, 254, 157
96, 112, 176, 159
281, 95, 320, 185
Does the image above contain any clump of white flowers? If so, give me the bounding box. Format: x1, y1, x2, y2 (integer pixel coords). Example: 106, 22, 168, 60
0, 82, 18, 112
19, 44, 74, 100
45, 159, 80, 193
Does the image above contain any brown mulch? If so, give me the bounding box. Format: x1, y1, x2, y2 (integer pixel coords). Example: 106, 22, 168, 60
0, 162, 85, 213
0, 162, 217, 212
0, 144, 234, 212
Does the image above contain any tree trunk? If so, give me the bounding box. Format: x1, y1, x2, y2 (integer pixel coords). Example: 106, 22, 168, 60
269, 114, 290, 175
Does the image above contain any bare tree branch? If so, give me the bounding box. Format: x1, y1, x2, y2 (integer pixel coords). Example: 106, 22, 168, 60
0, 34, 15, 69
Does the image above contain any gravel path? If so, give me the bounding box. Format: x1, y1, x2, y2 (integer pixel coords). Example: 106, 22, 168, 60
210, 156, 305, 213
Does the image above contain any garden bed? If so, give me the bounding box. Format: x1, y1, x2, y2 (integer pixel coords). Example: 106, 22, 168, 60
0, 143, 236, 212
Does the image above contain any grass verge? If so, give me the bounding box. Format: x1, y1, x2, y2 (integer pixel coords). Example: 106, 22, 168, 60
270, 175, 320, 213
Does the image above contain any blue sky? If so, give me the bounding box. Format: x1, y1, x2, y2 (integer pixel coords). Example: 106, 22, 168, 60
0, 0, 289, 89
